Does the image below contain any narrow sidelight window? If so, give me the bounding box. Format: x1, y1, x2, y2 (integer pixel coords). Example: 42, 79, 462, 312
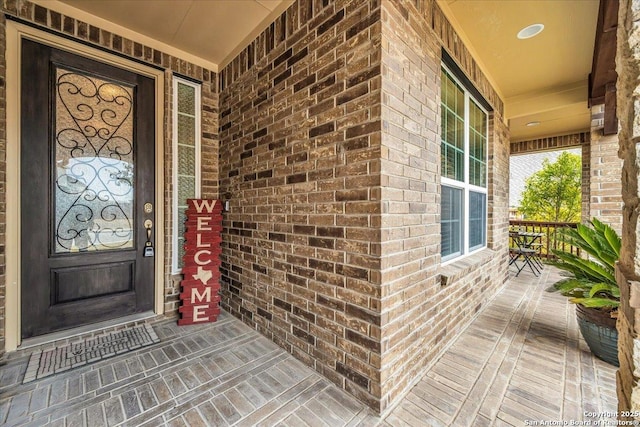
440, 66, 488, 262
172, 77, 201, 273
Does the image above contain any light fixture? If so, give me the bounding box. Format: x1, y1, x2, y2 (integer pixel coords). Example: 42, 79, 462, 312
517, 24, 544, 40
526, 121, 541, 127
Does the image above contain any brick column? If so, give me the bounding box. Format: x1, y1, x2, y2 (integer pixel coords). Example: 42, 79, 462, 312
0, 12, 6, 358
581, 141, 590, 226
616, 0, 640, 419
589, 104, 622, 232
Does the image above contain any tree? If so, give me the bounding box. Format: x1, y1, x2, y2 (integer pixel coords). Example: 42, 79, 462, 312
519, 151, 581, 222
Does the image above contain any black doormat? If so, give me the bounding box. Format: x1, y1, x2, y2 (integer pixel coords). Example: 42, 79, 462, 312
23, 324, 159, 383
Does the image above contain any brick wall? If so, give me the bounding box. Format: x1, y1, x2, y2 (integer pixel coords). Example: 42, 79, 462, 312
0, 0, 219, 352
509, 132, 589, 155
379, 0, 442, 410
218, 0, 385, 410
378, 0, 509, 410
488, 113, 511, 252
616, 0, 640, 418
218, 0, 509, 413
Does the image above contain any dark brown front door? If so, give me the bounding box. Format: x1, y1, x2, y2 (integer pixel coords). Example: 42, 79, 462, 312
21, 39, 156, 339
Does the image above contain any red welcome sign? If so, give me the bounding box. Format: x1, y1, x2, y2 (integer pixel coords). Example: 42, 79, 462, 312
178, 199, 223, 325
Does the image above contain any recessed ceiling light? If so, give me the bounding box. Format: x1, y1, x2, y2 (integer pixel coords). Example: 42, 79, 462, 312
526, 121, 541, 127
517, 24, 544, 40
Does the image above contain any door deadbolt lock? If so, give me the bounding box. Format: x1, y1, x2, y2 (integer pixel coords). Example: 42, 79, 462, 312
144, 203, 153, 214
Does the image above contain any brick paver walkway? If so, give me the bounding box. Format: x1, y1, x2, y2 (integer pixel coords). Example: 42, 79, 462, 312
379, 266, 617, 426
0, 266, 616, 426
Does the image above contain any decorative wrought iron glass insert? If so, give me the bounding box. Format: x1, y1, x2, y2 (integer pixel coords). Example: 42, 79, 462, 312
54, 67, 135, 253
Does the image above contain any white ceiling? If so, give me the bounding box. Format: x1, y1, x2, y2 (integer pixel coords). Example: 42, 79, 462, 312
52, 0, 599, 142
56, 0, 293, 68
439, 0, 599, 141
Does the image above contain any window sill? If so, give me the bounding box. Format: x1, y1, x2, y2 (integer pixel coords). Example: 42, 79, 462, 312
440, 248, 497, 287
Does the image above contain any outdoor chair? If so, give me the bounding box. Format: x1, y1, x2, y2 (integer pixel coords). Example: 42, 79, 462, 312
509, 247, 540, 277
509, 231, 541, 277
528, 241, 545, 270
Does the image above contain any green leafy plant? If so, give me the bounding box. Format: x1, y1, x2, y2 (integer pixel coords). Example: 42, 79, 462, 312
549, 218, 621, 310
519, 151, 582, 222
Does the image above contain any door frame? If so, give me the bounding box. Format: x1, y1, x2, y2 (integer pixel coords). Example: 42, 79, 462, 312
6, 21, 166, 351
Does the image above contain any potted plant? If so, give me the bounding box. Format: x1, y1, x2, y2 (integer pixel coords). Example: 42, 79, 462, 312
549, 218, 620, 366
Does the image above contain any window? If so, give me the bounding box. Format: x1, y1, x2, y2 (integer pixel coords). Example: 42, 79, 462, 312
172, 77, 201, 273
440, 66, 488, 262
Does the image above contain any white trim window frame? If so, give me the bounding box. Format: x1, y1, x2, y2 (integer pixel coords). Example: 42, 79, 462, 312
440, 65, 488, 264
172, 76, 201, 274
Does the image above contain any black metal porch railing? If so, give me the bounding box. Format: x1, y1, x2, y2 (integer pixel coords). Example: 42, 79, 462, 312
509, 220, 580, 259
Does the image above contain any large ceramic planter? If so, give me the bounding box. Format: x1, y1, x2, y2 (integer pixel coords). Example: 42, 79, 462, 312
575, 304, 619, 366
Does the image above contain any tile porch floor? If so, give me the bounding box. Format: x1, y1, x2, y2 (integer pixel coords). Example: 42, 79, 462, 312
0, 266, 617, 426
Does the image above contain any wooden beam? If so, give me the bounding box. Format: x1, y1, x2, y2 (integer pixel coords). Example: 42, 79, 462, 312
589, 0, 618, 105
604, 83, 618, 135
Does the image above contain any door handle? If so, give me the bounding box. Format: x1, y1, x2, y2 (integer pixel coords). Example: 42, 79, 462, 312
144, 219, 153, 241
